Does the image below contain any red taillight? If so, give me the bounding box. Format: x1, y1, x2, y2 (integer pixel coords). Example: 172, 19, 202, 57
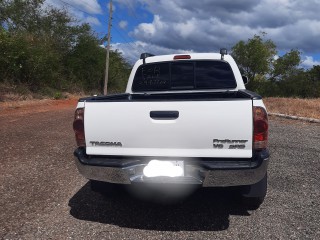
173, 55, 191, 60
73, 108, 85, 147
253, 106, 268, 150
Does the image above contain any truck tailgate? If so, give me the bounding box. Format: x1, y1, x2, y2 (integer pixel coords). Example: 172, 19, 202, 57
84, 100, 253, 158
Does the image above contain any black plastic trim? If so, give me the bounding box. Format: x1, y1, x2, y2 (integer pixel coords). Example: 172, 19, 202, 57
78, 91, 257, 103
79, 93, 130, 102
74, 148, 269, 171
238, 89, 262, 100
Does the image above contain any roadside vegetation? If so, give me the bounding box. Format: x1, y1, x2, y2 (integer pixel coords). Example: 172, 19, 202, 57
0, 0, 131, 100
0, 1, 319, 101
232, 33, 320, 98
264, 98, 320, 119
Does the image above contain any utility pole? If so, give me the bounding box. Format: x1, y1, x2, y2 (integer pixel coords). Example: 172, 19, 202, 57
104, 0, 113, 95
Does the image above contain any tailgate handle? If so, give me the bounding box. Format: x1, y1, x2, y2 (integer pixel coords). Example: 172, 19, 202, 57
150, 111, 179, 120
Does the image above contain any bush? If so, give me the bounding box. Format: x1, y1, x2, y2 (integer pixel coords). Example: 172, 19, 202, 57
0, 1, 131, 97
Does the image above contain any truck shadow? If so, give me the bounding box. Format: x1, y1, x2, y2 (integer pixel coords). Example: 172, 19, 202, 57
68, 182, 251, 231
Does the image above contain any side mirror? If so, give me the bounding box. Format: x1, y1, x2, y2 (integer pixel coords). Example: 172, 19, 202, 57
242, 76, 249, 85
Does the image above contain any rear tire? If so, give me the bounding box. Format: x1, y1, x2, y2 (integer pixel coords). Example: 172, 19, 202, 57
241, 173, 267, 210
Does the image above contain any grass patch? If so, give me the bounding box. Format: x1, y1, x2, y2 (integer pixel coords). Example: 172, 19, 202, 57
0, 83, 83, 101
264, 97, 320, 119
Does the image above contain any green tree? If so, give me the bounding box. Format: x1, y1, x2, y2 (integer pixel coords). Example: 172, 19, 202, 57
0, 0, 131, 95
66, 30, 106, 91
269, 49, 301, 82
1, 0, 45, 33
66, 30, 131, 93
305, 65, 320, 97
108, 50, 131, 93
231, 34, 276, 86
230, 33, 318, 98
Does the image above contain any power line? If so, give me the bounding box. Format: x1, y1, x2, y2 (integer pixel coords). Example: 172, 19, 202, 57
123, 0, 142, 23
60, 0, 144, 66
58, 1, 135, 46
113, 15, 141, 42
113, 26, 138, 50
113, 15, 135, 40
57, 0, 93, 16
111, 13, 145, 51
57, 0, 138, 47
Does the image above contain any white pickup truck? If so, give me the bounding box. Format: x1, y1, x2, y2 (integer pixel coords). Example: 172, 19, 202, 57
73, 50, 269, 209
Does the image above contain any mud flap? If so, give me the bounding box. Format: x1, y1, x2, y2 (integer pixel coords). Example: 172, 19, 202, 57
241, 173, 267, 198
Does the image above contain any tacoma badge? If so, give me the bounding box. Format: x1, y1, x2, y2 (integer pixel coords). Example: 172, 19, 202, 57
90, 141, 122, 147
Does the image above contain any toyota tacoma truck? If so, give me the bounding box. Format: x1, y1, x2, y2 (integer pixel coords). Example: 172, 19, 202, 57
73, 49, 269, 209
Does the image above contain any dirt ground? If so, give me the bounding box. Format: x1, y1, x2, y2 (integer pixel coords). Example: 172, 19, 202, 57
0, 98, 78, 117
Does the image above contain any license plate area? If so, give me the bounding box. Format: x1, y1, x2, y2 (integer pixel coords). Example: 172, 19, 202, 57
143, 160, 184, 178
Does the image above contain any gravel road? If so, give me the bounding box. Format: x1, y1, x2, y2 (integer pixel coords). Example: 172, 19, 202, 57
0, 104, 319, 239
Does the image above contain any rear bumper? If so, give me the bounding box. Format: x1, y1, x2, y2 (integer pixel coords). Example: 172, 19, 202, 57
74, 148, 269, 187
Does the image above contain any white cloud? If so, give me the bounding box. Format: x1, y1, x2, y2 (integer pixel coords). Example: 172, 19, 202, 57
46, 0, 102, 14
66, 0, 102, 14
301, 56, 320, 69
47, 0, 320, 65
112, 41, 193, 65
45, 0, 102, 27
84, 16, 101, 26
130, 14, 255, 52
113, 0, 320, 58
119, 20, 128, 29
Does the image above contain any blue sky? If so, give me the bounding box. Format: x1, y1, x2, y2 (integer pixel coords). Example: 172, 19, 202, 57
46, 0, 320, 67
93, 1, 153, 42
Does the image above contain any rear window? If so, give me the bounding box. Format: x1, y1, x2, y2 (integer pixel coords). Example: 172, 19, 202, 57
132, 60, 237, 92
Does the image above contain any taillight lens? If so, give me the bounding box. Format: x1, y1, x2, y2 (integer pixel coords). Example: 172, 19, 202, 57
73, 108, 85, 147
253, 106, 268, 150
